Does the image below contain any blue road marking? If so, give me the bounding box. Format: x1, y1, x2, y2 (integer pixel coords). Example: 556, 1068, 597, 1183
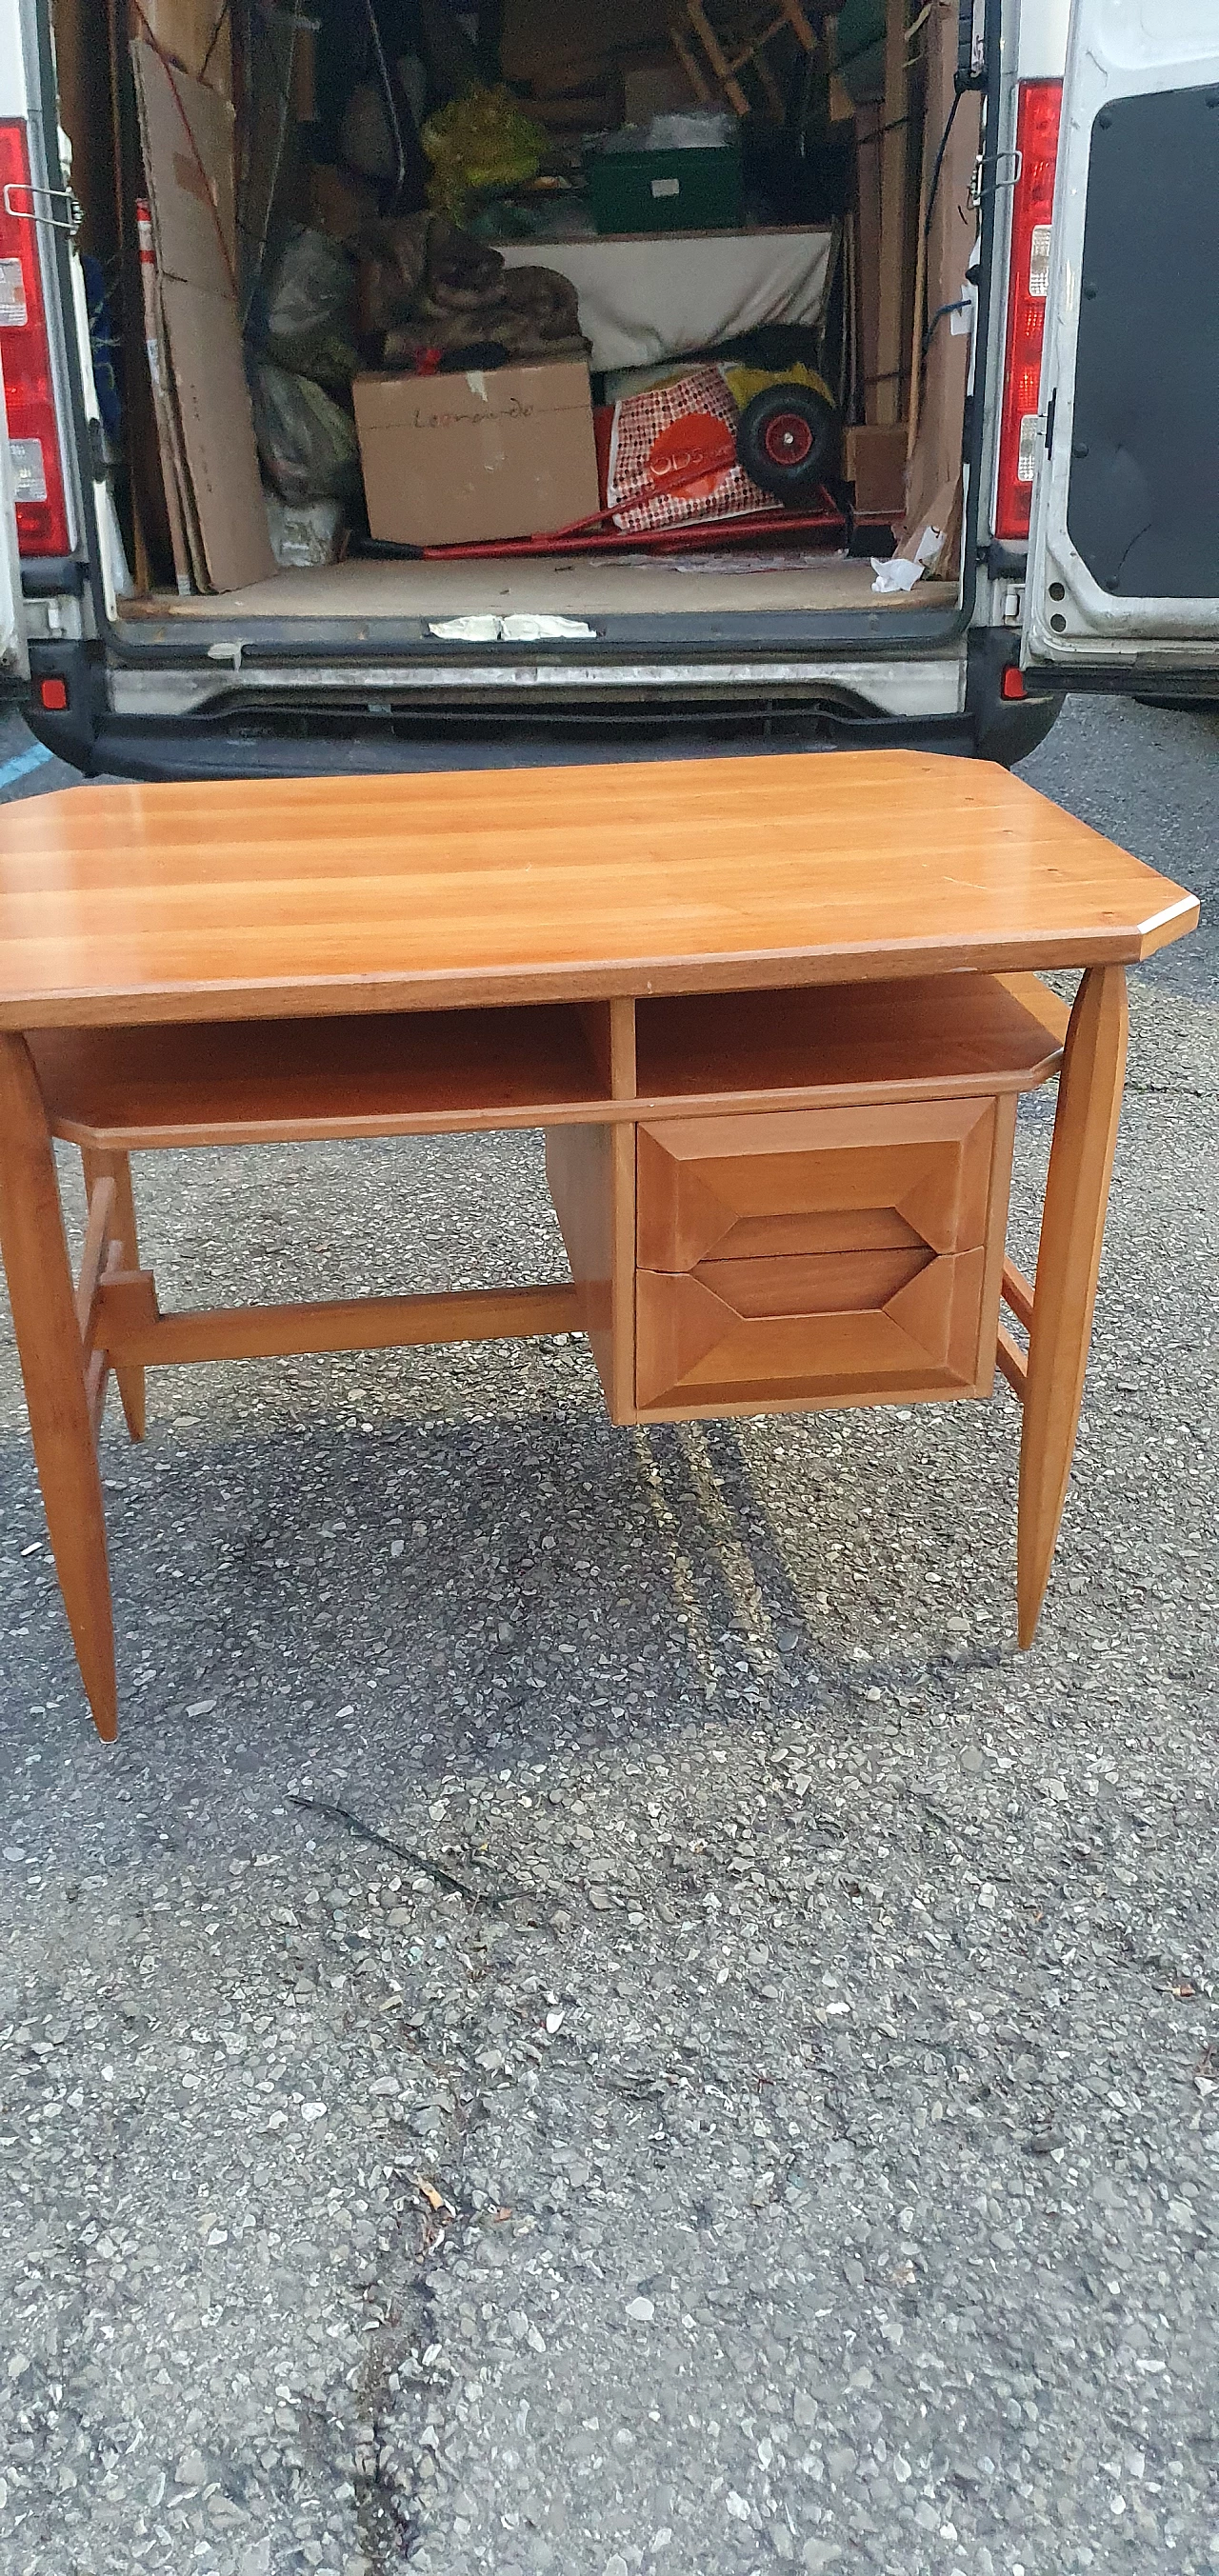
0, 738, 55, 791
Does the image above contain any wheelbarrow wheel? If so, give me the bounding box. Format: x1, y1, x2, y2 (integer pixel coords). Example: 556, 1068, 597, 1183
735, 382, 838, 506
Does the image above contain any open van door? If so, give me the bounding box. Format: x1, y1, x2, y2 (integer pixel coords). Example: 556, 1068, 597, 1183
0, 363, 28, 689
1024, 0, 1219, 676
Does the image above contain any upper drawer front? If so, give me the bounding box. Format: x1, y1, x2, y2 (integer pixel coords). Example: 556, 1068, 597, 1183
637, 1099, 998, 1271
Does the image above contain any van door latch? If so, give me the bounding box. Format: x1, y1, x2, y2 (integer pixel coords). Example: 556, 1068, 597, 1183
2, 181, 82, 235
969, 150, 1023, 209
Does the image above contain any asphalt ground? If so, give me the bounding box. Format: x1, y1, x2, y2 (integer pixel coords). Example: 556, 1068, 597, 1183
0, 698, 1216, 2576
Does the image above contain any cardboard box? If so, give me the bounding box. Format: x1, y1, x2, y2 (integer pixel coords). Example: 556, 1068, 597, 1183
352, 360, 600, 549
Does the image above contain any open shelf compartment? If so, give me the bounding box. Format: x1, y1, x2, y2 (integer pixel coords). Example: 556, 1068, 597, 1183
633, 974, 1066, 1109
31, 1004, 612, 1148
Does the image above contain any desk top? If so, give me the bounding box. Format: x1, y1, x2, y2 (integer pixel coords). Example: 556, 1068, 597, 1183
0, 750, 1197, 1028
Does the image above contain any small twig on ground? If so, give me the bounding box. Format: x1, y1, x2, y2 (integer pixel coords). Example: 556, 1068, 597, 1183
290, 1794, 509, 1908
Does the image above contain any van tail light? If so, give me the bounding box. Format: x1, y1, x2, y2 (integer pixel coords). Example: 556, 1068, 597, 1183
994, 79, 1063, 541
0, 120, 70, 555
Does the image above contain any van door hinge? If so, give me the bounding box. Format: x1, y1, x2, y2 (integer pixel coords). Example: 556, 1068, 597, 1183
1044, 388, 1056, 461
2, 180, 81, 235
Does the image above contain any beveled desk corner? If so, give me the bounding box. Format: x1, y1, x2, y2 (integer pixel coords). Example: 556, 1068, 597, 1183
0, 752, 1198, 1739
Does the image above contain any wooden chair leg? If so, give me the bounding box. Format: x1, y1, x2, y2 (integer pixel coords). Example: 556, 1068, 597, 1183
0, 1034, 118, 1739
82, 1146, 146, 1440
1017, 964, 1129, 1647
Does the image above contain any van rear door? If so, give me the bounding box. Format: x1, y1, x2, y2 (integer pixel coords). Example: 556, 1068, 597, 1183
1024, 0, 1219, 676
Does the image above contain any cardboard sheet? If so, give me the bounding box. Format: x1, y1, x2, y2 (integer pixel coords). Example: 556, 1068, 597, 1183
160, 278, 276, 590
134, 0, 232, 97
136, 197, 193, 590
130, 38, 235, 298
899, 0, 980, 575
159, 280, 209, 591
132, 37, 272, 592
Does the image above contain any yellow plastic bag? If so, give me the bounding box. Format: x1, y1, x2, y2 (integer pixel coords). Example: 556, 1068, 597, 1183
719, 359, 835, 414
422, 87, 545, 223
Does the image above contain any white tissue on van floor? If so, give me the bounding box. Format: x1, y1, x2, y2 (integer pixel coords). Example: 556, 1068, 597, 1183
428, 613, 598, 642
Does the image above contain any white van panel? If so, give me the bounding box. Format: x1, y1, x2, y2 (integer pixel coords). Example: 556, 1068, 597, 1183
1024, 0, 1219, 669
0, 10, 30, 114
1017, 0, 1070, 80
1082, 0, 1219, 74
109, 654, 968, 724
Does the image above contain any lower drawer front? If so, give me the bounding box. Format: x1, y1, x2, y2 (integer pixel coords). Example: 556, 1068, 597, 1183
635, 1246, 987, 1412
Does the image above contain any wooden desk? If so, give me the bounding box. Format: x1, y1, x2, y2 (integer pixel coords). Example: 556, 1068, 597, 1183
0, 751, 1197, 1740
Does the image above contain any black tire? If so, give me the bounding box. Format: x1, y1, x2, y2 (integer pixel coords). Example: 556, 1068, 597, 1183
735, 382, 838, 506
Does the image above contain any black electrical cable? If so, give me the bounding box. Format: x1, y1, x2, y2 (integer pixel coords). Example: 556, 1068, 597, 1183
922, 295, 969, 354
198, 0, 232, 87
361, 0, 407, 209
923, 83, 963, 242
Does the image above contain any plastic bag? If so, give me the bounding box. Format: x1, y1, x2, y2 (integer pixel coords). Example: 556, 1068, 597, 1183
606, 364, 770, 537
265, 492, 348, 569
258, 226, 359, 389
422, 86, 545, 222
592, 110, 737, 154
648, 110, 736, 150
250, 360, 362, 504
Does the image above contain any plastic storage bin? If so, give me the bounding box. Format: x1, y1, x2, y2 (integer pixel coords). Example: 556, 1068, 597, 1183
587, 139, 744, 235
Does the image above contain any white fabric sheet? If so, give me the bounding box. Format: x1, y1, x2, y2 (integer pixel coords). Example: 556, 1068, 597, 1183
498, 228, 836, 373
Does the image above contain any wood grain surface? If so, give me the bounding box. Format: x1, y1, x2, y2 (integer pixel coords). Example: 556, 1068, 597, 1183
0, 754, 1197, 1028
30, 975, 1065, 1148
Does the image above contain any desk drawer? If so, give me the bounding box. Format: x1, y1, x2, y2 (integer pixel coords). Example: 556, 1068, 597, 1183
636, 1246, 988, 1412
637, 1099, 998, 1270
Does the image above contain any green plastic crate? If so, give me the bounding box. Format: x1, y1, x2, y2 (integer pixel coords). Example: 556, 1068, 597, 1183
587, 140, 744, 235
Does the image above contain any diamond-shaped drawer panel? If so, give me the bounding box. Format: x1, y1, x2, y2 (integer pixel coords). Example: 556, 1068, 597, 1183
636, 1099, 999, 1271
635, 1247, 989, 1411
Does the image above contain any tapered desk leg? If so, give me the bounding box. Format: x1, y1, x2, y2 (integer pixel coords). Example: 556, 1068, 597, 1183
1017, 964, 1129, 1647
82, 1147, 146, 1441
0, 1034, 117, 1739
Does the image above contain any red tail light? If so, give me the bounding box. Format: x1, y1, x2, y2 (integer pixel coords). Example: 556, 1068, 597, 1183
994, 79, 1063, 541
0, 120, 70, 555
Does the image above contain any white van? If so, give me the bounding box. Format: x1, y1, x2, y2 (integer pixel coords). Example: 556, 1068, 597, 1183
0, 0, 1213, 782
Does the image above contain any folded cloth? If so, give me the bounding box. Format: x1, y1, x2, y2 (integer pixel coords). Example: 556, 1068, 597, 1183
500, 229, 835, 374
358, 213, 585, 369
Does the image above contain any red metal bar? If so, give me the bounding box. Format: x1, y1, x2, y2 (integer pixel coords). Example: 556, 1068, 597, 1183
420, 489, 866, 563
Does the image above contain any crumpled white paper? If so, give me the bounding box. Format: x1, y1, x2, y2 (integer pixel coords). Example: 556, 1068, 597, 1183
870, 556, 924, 594
871, 523, 946, 594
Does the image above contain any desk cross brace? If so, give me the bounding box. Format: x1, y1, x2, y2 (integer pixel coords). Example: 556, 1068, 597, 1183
996, 1255, 1034, 1404
92, 1269, 583, 1369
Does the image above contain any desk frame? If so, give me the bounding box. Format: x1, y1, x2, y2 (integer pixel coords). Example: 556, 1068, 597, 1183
0, 963, 1127, 1743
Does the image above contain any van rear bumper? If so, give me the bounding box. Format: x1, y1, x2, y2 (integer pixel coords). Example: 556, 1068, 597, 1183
25, 632, 1063, 778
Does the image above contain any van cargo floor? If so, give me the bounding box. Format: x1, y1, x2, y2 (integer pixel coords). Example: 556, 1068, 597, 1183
118, 554, 957, 624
